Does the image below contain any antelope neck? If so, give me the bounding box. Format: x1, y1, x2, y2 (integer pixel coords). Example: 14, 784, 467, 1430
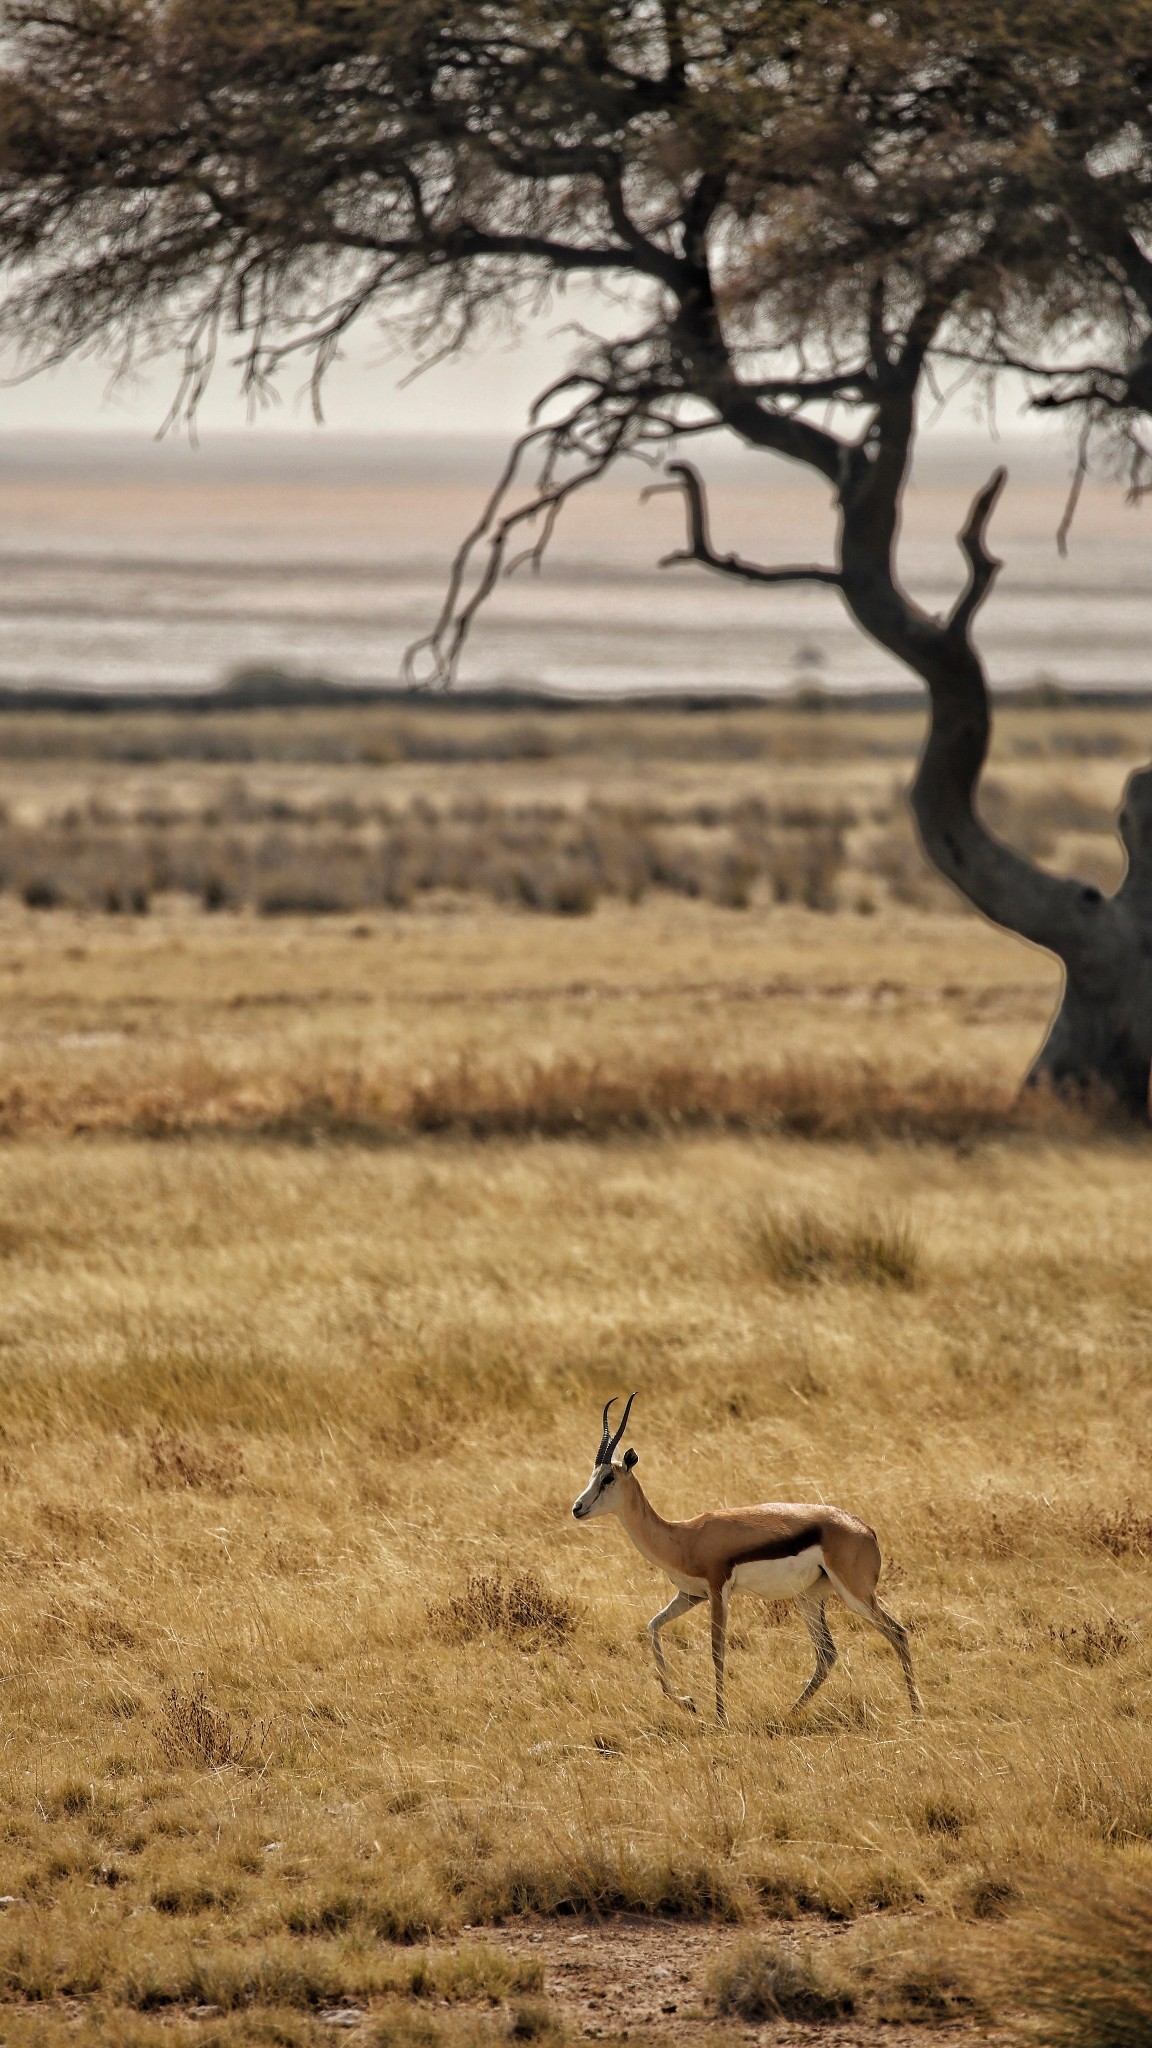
616, 1473, 688, 1575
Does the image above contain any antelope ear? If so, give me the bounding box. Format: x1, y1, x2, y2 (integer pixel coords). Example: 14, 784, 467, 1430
623, 1447, 639, 1469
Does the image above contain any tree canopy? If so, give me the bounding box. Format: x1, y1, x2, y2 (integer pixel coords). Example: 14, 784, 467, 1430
3, 1, 1152, 441
6, 0, 1152, 1111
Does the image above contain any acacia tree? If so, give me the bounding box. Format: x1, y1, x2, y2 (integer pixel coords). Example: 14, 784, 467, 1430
4, 0, 1152, 1108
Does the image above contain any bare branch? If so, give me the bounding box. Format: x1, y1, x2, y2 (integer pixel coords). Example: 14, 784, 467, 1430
741, 367, 876, 402
946, 466, 1007, 640
647, 460, 842, 589
1056, 416, 1092, 558
401, 401, 640, 689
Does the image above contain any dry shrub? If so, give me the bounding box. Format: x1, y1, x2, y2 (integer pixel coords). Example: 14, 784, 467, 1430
873, 1955, 975, 2023
151, 1877, 235, 1914
155, 1683, 259, 1770
410, 1948, 543, 2004
427, 1572, 577, 1646
0, 789, 855, 917
1049, 1616, 1133, 1666
862, 818, 960, 911
963, 1872, 1020, 1920
765, 824, 845, 909
921, 1796, 969, 1838
749, 1207, 920, 1289
371, 2015, 444, 2048
989, 1868, 1152, 2047
140, 1429, 244, 1493
508, 1997, 563, 2041
35, 1501, 113, 1549
1085, 1502, 1152, 1558
708, 1937, 854, 2022
281, 1893, 445, 1944
405, 1055, 1017, 1147
0, 1052, 1093, 1146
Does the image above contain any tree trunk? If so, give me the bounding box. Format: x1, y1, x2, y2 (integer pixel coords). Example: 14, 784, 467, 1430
839, 465, 1152, 1122
1027, 966, 1152, 1116
614, 378, 1152, 1122
1021, 768, 1152, 1116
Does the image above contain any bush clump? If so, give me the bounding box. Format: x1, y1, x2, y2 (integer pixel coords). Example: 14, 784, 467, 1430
749, 1206, 921, 1289
140, 1429, 244, 1493
1086, 1502, 1152, 1558
709, 1938, 854, 2023
427, 1571, 577, 1646
155, 1684, 259, 1769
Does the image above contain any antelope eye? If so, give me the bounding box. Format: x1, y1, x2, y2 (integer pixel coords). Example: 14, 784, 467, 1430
601, 1471, 615, 1486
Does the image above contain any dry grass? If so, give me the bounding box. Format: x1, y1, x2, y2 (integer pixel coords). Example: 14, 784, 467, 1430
428, 1573, 579, 1647
154, 1682, 266, 1770
0, 1123, 1150, 2031
708, 1936, 855, 2020
0, 698, 1147, 2037
141, 1429, 244, 1492
0, 1047, 1047, 1144
748, 1205, 922, 1288
983, 1868, 1152, 2046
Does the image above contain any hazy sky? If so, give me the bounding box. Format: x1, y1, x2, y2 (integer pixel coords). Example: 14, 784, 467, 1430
0, 285, 1066, 453
0, 298, 607, 440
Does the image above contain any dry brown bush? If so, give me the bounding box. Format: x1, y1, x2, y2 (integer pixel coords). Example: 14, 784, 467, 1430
0, 1049, 1088, 1146
154, 1683, 255, 1769
1048, 1615, 1134, 1666
708, 1938, 855, 2022
427, 1572, 578, 1646
139, 1429, 244, 1493
749, 1207, 920, 1289
0, 796, 857, 917
1084, 1502, 1152, 1558
403, 1055, 1020, 1146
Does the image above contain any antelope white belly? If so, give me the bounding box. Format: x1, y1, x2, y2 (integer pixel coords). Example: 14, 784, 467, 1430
729, 1548, 825, 1599
667, 1568, 709, 1597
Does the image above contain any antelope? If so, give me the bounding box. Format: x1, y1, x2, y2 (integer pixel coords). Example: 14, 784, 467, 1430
571, 1394, 921, 1726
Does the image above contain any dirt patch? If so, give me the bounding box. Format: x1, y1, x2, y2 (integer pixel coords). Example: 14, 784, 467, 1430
468, 1915, 1004, 2046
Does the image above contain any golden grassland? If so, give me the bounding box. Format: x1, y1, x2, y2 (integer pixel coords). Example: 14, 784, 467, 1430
0, 699, 1151, 2043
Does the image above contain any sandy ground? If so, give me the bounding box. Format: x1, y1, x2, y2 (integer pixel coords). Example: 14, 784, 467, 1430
444, 1917, 1006, 2048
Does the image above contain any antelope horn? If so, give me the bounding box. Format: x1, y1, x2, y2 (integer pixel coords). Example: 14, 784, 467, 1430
595, 1397, 616, 1465
604, 1391, 636, 1462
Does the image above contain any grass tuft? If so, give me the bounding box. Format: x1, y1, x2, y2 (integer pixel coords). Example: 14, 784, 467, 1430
749, 1206, 920, 1289
508, 1999, 562, 2041
1049, 1615, 1134, 1665
1086, 1502, 1152, 1558
151, 1878, 235, 1915
994, 1869, 1152, 2047
154, 1684, 261, 1770
708, 1937, 854, 2022
427, 1573, 578, 1646
139, 1428, 244, 1493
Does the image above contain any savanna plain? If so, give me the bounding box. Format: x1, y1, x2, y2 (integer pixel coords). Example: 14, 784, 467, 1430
3, 694, 1152, 2046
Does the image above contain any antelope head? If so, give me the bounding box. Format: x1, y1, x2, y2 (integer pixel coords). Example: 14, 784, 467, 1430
572, 1393, 639, 1520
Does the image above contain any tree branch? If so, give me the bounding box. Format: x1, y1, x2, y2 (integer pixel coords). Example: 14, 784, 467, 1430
946, 466, 1007, 640
646, 460, 842, 587
402, 397, 642, 689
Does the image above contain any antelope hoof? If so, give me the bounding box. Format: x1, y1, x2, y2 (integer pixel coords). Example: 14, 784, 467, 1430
677, 1694, 696, 1714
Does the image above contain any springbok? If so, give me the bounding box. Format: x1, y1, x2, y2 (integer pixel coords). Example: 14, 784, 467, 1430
571, 1394, 921, 1726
